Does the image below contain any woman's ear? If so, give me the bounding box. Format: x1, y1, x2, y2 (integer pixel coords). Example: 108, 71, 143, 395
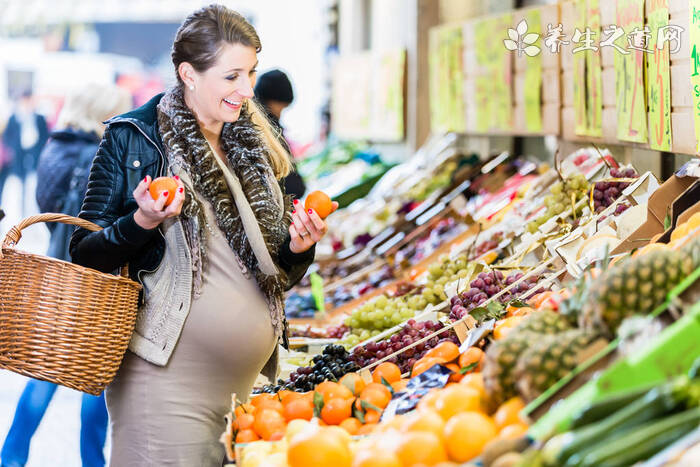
178, 62, 197, 89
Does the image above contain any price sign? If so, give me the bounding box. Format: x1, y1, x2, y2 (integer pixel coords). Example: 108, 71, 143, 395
690, 1, 700, 151
647, 0, 672, 151
524, 8, 543, 132
574, 0, 588, 135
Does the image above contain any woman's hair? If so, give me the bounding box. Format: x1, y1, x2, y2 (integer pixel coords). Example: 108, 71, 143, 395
56, 83, 131, 138
172, 4, 291, 179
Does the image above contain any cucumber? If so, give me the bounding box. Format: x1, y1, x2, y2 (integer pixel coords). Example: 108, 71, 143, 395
569, 383, 658, 429
576, 406, 700, 467
546, 381, 687, 465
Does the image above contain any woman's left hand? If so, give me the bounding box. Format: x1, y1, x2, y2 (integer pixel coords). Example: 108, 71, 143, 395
289, 200, 339, 253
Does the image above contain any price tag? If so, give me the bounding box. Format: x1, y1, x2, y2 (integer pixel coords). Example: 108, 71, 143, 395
453, 320, 469, 344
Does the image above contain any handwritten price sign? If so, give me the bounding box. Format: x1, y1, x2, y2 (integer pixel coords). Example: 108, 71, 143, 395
647, 0, 672, 151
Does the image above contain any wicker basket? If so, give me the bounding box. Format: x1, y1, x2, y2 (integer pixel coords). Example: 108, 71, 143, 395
0, 213, 142, 395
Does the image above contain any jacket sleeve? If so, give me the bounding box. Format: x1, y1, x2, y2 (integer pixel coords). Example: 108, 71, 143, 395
278, 236, 315, 290
69, 125, 158, 273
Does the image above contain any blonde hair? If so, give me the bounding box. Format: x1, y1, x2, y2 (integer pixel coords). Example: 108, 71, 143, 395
172, 4, 291, 179
56, 83, 131, 138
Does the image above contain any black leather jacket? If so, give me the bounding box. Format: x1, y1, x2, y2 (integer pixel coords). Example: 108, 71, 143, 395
70, 93, 314, 291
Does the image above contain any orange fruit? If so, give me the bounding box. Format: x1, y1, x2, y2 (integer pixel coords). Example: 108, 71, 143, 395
257, 397, 284, 414
444, 411, 497, 462
373, 362, 402, 384
232, 412, 254, 431
283, 398, 314, 422
671, 223, 690, 242
493, 397, 526, 430
358, 383, 392, 410
235, 428, 260, 443
339, 417, 362, 435
352, 450, 402, 467
339, 373, 366, 396
459, 373, 486, 402
305, 190, 333, 219
499, 423, 529, 439
235, 402, 256, 417
148, 176, 178, 206
493, 316, 525, 340
288, 427, 352, 467
434, 385, 482, 420
416, 389, 441, 413
253, 408, 287, 441
363, 409, 381, 424
401, 409, 446, 441
321, 398, 353, 425
527, 291, 556, 309
316, 381, 354, 403
395, 431, 448, 466
250, 393, 276, 408
269, 431, 285, 441
424, 341, 460, 362
446, 363, 463, 383
458, 347, 485, 372
356, 423, 377, 435
391, 379, 409, 393
411, 357, 444, 377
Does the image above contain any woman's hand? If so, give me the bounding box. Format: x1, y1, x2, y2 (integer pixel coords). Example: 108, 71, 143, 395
289, 199, 339, 253
133, 175, 186, 230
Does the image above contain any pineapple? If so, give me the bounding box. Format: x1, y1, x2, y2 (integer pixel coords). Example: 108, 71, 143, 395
515, 329, 601, 402
579, 249, 692, 338
483, 312, 572, 409
514, 310, 572, 334
682, 235, 700, 270
483, 332, 536, 410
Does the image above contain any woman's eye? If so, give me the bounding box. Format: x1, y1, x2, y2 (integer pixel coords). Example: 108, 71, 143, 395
226, 74, 239, 81
250, 69, 257, 76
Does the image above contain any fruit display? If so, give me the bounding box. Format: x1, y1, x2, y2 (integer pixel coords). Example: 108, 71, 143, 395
393, 217, 466, 266
592, 167, 638, 213
526, 173, 590, 233
284, 292, 318, 319
226, 145, 700, 467
449, 271, 543, 320
254, 345, 359, 394
349, 319, 460, 374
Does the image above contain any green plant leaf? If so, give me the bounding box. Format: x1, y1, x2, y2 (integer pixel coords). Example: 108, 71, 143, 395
459, 362, 479, 374
352, 399, 366, 424
360, 399, 382, 413
380, 376, 395, 394
508, 299, 529, 308
313, 392, 325, 418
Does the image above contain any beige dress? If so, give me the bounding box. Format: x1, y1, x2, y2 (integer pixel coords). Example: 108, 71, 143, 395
106, 199, 277, 467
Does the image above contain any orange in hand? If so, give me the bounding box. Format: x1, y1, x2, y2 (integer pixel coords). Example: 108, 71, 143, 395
305, 190, 333, 219
148, 176, 179, 206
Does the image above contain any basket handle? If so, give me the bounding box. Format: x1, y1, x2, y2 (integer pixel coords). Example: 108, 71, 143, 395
2, 213, 131, 278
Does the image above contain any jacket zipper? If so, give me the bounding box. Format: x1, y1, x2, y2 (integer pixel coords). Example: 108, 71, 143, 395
121, 120, 167, 283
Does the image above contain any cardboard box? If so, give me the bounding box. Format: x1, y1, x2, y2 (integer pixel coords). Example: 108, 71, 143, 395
542, 68, 560, 103
669, 0, 688, 16
600, 0, 617, 26
562, 70, 574, 106
671, 110, 696, 154
611, 173, 699, 255
671, 60, 692, 107
464, 49, 477, 75
668, 9, 689, 62
514, 72, 526, 104
513, 104, 526, 132
601, 43, 615, 68
462, 20, 475, 49
658, 184, 700, 243
560, 1, 576, 35
602, 67, 616, 107
561, 41, 574, 70
602, 106, 618, 142
543, 102, 561, 134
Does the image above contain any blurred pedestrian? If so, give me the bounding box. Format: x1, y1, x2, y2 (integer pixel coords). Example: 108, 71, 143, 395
0, 83, 131, 467
1, 90, 49, 212
255, 69, 307, 199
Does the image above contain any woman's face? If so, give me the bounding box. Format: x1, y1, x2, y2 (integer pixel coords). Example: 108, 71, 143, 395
186, 42, 258, 126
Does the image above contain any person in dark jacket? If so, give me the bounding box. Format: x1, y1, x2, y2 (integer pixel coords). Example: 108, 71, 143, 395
68, 6, 335, 465
0, 90, 49, 209
254, 69, 307, 199
0, 83, 131, 467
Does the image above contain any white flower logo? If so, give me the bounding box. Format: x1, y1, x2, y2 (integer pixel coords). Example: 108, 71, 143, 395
504, 19, 541, 56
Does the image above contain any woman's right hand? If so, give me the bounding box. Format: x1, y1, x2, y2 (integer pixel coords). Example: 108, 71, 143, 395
133, 175, 186, 230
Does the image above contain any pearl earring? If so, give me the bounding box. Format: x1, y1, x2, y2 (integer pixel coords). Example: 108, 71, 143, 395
189, 85, 194, 91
